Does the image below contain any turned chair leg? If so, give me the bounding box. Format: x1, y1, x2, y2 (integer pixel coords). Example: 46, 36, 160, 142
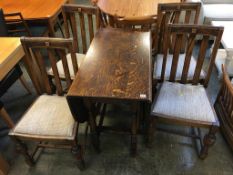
13, 138, 35, 166
199, 125, 218, 159
147, 117, 156, 148
71, 143, 85, 170
19, 75, 32, 94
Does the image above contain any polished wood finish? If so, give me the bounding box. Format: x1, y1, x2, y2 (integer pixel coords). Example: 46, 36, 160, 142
149, 24, 223, 159
96, 0, 181, 19
0, 0, 66, 20
160, 24, 223, 86
68, 27, 152, 101
21, 37, 78, 95
0, 0, 68, 36
215, 65, 233, 151
0, 107, 14, 128
0, 154, 9, 175
62, 4, 100, 54
156, 2, 201, 53
0, 37, 24, 81
11, 37, 85, 169
67, 27, 152, 155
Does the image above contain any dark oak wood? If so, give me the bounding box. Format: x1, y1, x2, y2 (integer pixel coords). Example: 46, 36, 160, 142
9, 37, 86, 169
21, 37, 79, 95
214, 65, 233, 151
161, 24, 223, 86
62, 4, 100, 54
68, 27, 152, 101
0, 0, 68, 37
156, 2, 201, 53
67, 27, 152, 155
148, 24, 223, 159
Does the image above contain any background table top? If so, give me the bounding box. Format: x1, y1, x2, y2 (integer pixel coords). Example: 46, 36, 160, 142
68, 27, 152, 102
0, 37, 24, 81
0, 0, 67, 20
97, 0, 180, 19
212, 21, 233, 49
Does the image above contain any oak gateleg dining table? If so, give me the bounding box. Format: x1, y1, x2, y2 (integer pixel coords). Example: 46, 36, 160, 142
67, 27, 152, 155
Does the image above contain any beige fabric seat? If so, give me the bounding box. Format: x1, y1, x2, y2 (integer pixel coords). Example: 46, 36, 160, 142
154, 54, 206, 80
47, 53, 85, 79
10, 95, 76, 140
152, 81, 216, 123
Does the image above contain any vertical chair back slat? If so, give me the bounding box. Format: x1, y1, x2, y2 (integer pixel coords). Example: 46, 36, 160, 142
169, 33, 183, 81
34, 49, 52, 94
88, 14, 94, 44
79, 12, 87, 53
62, 4, 100, 54
58, 50, 72, 88
204, 30, 223, 87
192, 35, 209, 85
162, 24, 223, 86
21, 37, 76, 95
181, 33, 196, 83
47, 49, 63, 95
70, 13, 79, 53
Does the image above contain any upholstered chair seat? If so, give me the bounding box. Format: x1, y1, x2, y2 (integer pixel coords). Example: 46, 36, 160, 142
152, 81, 216, 123
47, 53, 85, 79
154, 54, 206, 80
10, 95, 77, 140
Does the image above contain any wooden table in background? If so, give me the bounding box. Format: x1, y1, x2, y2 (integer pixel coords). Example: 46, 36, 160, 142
0, 37, 24, 81
96, 0, 181, 19
0, 0, 68, 36
0, 37, 40, 94
67, 27, 152, 155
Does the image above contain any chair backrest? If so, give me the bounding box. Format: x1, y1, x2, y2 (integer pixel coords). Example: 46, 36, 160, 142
62, 4, 100, 54
156, 2, 201, 53
4, 12, 31, 36
160, 24, 223, 86
217, 65, 233, 120
21, 37, 77, 95
0, 9, 8, 36
215, 65, 233, 149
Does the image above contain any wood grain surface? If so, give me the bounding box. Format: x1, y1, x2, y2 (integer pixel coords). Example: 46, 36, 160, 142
0, 0, 67, 20
68, 27, 152, 102
0, 37, 24, 81
96, 0, 180, 19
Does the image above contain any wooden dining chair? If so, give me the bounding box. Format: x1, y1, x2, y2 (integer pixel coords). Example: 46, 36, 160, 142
154, 2, 201, 83
46, 4, 100, 80
8, 37, 86, 169
214, 65, 233, 151
3, 12, 48, 37
148, 24, 223, 159
0, 9, 31, 96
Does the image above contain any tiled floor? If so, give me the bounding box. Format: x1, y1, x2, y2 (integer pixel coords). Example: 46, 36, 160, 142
0, 0, 233, 174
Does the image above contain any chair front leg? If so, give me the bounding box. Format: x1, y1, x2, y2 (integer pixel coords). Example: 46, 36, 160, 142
71, 142, 85, 170
199, 125, 218, 159
13, 137, 35, 166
